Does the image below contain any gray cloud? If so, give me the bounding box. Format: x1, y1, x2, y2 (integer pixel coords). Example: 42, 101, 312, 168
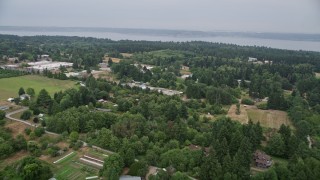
0, 0, 319, 33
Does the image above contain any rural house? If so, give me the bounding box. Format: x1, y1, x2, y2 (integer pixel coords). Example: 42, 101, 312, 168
20, 94, 30, 100
253, 150, 272, 168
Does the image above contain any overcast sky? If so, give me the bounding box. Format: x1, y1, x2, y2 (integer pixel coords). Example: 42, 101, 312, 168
0, 0, 319, 33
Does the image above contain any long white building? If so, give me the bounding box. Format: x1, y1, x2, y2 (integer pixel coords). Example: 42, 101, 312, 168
27, 60, 73, 72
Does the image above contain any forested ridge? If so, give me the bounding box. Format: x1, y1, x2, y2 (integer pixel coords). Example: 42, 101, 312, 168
0, 35, 320, 179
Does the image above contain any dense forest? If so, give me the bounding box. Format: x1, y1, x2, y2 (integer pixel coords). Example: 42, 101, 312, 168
0, 35, 320, 179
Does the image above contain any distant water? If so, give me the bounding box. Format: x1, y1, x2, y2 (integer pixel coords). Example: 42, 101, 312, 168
0, 27, 320, 52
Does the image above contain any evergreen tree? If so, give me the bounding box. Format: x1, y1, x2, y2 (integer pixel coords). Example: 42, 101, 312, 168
36, 89, 52, 112
266, 133, 285, 157
18, 87, 25, 96
200, 148, 222, 180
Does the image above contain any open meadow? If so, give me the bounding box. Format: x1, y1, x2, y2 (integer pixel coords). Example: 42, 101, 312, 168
228, 104, 293, 129
104, 56, 121, 63
247, 108, 293, 129
227, 104, 249, 124
0, 75, 76, 100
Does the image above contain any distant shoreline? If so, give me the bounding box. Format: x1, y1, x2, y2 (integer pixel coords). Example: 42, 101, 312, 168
1, 26, 320, 52
1, 26, 319, 42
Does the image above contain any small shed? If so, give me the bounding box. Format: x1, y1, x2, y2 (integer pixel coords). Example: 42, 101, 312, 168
7, 98, 14, 102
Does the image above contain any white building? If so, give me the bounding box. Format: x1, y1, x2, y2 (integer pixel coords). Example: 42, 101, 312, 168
20, 94, 30, 100
27, 60, 73, 72
40, 54, 50, 59
65, 72, 80, 77
248, 57, 258, 62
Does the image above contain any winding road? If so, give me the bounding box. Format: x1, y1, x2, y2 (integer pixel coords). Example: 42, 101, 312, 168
6, 107, 59, 136
5, 106, 195, 179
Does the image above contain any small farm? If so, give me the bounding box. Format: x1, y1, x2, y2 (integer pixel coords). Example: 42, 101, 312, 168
53, 149, 106, 180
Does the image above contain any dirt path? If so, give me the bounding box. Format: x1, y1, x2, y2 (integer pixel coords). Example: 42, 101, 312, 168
6, 107, 59, 136
307, 135, 312, 149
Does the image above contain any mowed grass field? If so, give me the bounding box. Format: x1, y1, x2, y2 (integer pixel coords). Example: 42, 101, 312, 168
247, 108, 293, 129
0, 75, 76, 100
228, 104, 293, 129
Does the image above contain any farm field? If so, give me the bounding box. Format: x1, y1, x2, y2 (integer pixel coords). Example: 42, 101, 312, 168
91, 70, 117, 82
0, 75, 76, 100
120, 53, 133, 58
227, 104, 249, 124
228, 104, 292, 129
52, 150, 101, 180
104, 56, 121, 63
247, 108, 292, 129
144, 49, 187, 59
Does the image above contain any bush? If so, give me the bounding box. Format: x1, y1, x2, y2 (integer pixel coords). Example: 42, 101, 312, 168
69, 131, 79, 142
34, 127, 45, 137
29, 132, 36, 140
0, 120, 5, 126
0, 110, 5, 120
47, 146, 60, 157
20, 110, 32, 120
24, 128, 31, 135
41, 120, 46, 127
27, 142, 41, 157
33, 108, 40, 115
41, 141, 48, 150
20, 99, 29, 106
72, 141, 83, 150
241, 98, 255, 105
257, 103, 268, 110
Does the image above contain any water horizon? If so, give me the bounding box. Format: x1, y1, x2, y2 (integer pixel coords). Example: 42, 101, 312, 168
0, 26, 319, 52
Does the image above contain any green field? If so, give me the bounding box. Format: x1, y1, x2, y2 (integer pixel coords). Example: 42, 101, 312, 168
146, 49, 188, 58
53, 152, 99, 180
247, 108, 293, 129
0, 75, 76, 100
316, 73, 320, 79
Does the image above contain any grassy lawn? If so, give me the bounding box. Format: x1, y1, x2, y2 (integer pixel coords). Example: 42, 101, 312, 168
0, 75, 76, 100
316, 73, 320, 79
120, 53, 133, 58
247, 109, 293, 129
180, 69, 192, 75
11, 111, 27, 119
146, 49, 188, 59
